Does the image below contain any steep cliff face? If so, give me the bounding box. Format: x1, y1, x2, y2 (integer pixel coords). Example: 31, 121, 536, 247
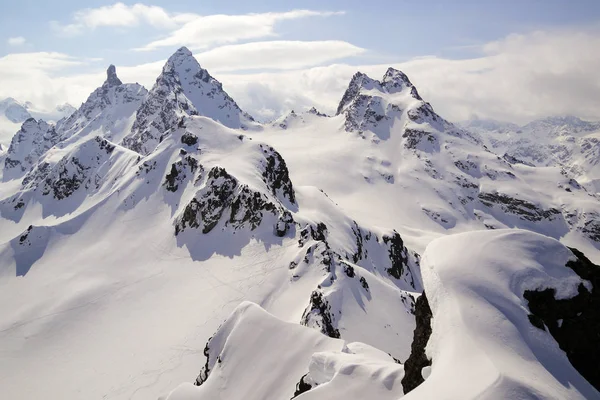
524, 247, 600, 391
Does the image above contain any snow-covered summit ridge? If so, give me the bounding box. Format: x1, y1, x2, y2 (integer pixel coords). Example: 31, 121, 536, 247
405, 229, 600, 399
121, 46, 255, 155
57, 65, 147, 143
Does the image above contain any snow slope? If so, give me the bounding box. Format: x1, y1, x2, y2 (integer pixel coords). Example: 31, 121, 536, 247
0, 47, 599, 400
409, 229, 598, 399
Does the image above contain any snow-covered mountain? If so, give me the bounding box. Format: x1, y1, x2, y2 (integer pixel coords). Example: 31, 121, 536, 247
57, 65, 147, 144
122, 47, 255, 155
0, 47, 599, 400
0, 97, 75, 147
460, 116, 600, 192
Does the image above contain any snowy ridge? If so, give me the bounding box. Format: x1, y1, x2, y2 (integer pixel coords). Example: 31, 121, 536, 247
122, 47, 255, 155
57, 65, 147, 144
0, 46, 599, 400
406, 230, 599, 399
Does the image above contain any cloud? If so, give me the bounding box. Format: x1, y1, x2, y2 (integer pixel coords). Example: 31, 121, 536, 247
2, 28, 600, 125
0, 52, 97, 110
51, 2, 198, 36
50, 3, 344, 48
217, 28, 600, 123
7, 37, 26, 46
134, 10, 345, 51
195, 41, 364, 72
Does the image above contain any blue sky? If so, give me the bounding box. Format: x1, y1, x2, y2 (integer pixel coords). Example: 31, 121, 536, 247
2, 0, 599, 64
1, 1, 599, 122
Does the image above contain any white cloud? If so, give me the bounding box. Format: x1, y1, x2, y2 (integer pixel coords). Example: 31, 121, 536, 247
2, 28, 600, 125
51, 2, 197, 36
0, 52, 96, 110
7, 37, 26, 46
196, 41, 364, 72
217, 29, 600, 123
50, 2, 344, 49
134, 10, 345, 51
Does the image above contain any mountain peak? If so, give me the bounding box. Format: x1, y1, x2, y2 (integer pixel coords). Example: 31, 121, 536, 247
381, 68, 413, 92
105, 65, 122, 87
166, 46, 195, 66
336, 68, 420, 116
122, 47, 254, 155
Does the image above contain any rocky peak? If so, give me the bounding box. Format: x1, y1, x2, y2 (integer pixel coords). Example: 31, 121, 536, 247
3, 118, 59, 180
122, 47, 254, 155
105, 65, 122, 87
166, 46, 194, 66
381, 68, 413, 93
55, 67, 147, 143
336, 72, 378, 115
0, 97, 31, 123
307, 107, 327, 117
336, 68, 423, 117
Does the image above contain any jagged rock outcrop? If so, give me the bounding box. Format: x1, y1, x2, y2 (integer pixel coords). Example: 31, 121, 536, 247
174, 164, 294, 236
301, 289, 341, 338
122, 47, 254, 155
524, 247, 600, 391
478, 192, 562, 222
401, 292, 433, 394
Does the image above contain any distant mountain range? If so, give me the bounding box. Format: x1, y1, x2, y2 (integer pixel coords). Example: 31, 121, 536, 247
0, 97, 76, 146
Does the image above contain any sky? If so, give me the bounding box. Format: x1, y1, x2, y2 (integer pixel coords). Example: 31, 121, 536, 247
1, 0, 600, 123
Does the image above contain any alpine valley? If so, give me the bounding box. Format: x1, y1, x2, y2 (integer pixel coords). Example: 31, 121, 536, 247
1, 47, 599, 400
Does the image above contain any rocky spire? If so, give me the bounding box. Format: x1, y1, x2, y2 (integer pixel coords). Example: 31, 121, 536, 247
105, 65, 122, 87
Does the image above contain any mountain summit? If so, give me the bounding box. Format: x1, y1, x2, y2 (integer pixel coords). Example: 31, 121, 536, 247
105, 64, 122, 87
121, 46, 254, 155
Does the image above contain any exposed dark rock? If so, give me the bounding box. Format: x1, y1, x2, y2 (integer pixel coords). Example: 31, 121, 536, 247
403, 128, 437, 150
301, 290, 340, 339
479, 192, 561, 222
181, 133, 198, 146
163, 156, 199, 192
19, 225, 33, 244
105, 65, 122, 87
343, 264, 355, 278
360, 276, 369, 291
291, 373, 312, 399
259, 145, 296, 204
402, 292, 433, 394
503, 153, 535, 167
580, 212, 600, 242
524, 247, 600, 391
194, 340, 212, 386
175, 167, 237, 234
298, 222, 328, 247
175, 165, 292, 236
382, 231, 408, 279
